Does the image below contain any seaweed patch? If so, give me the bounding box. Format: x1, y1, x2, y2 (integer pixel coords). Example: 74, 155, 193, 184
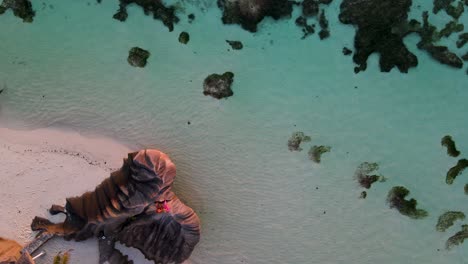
354, 162, 385, 189
436, 211, 465, 232
441, 135, 461, 157
446, 224, 468, 250
446, 159, 468, 185
287, 131, 311, 151
308, 145, 331, 163
0, 0, 35, 22
387, 186, 428, 219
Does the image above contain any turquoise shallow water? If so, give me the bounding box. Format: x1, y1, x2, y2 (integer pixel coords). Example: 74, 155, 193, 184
0, 0, 468, 263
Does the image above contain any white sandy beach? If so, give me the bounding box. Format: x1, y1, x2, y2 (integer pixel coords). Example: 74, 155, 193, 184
0, 126, 164, 263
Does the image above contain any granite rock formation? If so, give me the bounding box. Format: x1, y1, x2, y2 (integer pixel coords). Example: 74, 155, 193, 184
30, 150, 201, 264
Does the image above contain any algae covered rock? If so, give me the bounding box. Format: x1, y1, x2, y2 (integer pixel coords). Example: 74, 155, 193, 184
354, 162, 385, 189
387, 186, 428, 219
179, 32, 190, 44
308, 145, 331, 163
127, 47, 150, 68
0, 0, 35, 22
287, 132, 311, 151
446, 224, 468, 249
203, 72, 234, 99
446, 159, 468, 184
441, 135, 460, 157
436, 211, 465, 232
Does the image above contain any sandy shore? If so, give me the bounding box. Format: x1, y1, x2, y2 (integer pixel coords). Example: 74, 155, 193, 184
0, 126, 161, 263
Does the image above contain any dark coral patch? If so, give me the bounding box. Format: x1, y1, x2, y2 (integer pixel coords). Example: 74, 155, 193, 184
436, 211, 465, 232
113, 0, 179, 31
446, 225, 468, 250
339, 0, 418, 73
387, 186, 428, 219
217, 0, 295, 32
446, 159, 468, 185
354, 162, 385, 189
179, 32, 190, 44
226, 40, 243, 50
0, 0, 35, 22
308, 145, 331, 163
441, 135, 460, 157
203, 72, 235, 99
287, 132, 311, 152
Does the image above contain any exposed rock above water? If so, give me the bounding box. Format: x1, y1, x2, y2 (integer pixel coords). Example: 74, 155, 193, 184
217, 0, 295, 32
0, 0, 35, 22
203, 72, 235, 99
113, 0, 180, 31
127, 47, 150, 68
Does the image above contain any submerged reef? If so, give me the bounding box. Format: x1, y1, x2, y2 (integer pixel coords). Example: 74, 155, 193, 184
30, 150, 201, 264
436, 211, 465, 232
446, 159, 468, 184
458, 33, 468, 48
354, 162, 385, 189
339, 0, 417, 73
217, 0, 295, 32
342, 47, 352, 56
308, 145, 331, 163
360, 191, 367, 199
318, 10, 330, 40
127, 47, 150, 68
433, 0, 465, 19
441, 135, 461, 157
0, 0, 35, 22
203, 72, 235, 99
113, 0, 179, 31
446, 225, 468, 250
179, 31, 190, 44
296, 0, 333, 40
387, 186, 428, 219
287, 132, 311, 151
465, 184, 468, 194
226, 40, 244, 50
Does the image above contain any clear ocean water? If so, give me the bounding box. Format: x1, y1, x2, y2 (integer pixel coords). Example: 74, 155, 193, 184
0, 0, 467, 263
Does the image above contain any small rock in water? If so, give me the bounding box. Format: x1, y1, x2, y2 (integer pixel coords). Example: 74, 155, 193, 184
127, 47, 150, 68
226, 40, 243, 50
287, 132, 311, 151
203, 72, 234, 99
179, 32, 190, 44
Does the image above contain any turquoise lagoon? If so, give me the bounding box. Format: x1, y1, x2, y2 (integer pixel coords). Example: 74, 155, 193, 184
0, 0, 467, 263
